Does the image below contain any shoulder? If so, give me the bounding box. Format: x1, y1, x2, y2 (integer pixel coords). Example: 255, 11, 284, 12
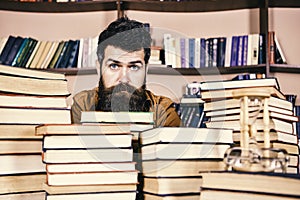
73, 87, 98, 102
146, 90, 175, 107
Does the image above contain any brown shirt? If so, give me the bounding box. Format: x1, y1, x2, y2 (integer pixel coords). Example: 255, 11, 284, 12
71, 87, 181, 127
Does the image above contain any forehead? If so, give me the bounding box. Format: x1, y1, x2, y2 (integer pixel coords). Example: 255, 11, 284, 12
104, 45, 145, 63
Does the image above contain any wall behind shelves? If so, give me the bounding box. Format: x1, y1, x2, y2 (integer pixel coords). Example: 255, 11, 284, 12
1, 8, 300, 104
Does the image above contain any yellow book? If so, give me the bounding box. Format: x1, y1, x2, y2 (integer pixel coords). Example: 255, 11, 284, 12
28, 40, 47, 69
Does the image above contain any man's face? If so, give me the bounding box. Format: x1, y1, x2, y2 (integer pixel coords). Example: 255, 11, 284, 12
96, 45, 149, 112
101, 45, 146, 89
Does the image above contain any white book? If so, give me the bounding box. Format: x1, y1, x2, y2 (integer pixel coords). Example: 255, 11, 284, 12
224, 36, 232, 67
46, 192, 136, 200
247, 33, 260, 65
195, 37, 201, 68
163, 33, 172, 66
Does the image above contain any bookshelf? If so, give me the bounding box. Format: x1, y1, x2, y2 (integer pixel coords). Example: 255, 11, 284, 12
1, 0, 300, 77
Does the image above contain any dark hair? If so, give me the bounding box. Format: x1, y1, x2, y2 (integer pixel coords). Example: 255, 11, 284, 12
97, 16, 151, 67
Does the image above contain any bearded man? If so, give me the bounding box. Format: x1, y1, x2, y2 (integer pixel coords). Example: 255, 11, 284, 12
71, 16, 181, 127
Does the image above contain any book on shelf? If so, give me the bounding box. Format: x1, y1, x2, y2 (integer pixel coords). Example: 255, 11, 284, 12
205, 117, 294, 133
42, 148, 133, 163
11, 37, 30, 67
48, 41, 65, 69
40, 41, 60, 69
80, 111, 154, 124
3, 36, 25, 66
17, 37, 38, 68
141, 143, 231, 160
43, 134, 133, 149
0, 37, 8, 54
44, 183, 137, 195
25, 40, 41, 68
246, 33, 260, 65
46, 162, 136, 173
0, 93, 68, 108
0, 154, 45, 175
0, 35, 16, 64
268, 31, 275, 64
0, 107, 71, 124
200, 171, 300, 198
66, 39, 80, 68
53, 40, 70, 69
274, 32, 287, 64
199, 77, 280, 91
140, 127, 233, 145
56, 40, 76, 69
45, 191, 137, 200
201, 86, 286, 100
142, 159, 226, 177
0, 173, 46, 194
0, 139, 42, 154
143, 176, 202, 195
0, 191, 45, 200
28, 40, 48, 69
35, 40, 53, 69
47, 170, 138, 186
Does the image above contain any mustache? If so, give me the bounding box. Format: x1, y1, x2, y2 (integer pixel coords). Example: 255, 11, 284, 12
102, 83, 143, 95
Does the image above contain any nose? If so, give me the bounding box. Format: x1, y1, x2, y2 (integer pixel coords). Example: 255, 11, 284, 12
119, 67, 129, 83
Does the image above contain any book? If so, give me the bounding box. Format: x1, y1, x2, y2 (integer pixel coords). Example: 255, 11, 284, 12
200, 77, 280, 91
0, 64, 65, 80
45, 191, 136, 200
144, 193, 200, 200
40, 41, 60, 69
46, 162, 136, 173
204, 96, 293, 112
48, 41, 65, 69
232, 130, 298, 145
0, 154, 45, 175
0, 139, 42, 154
205, 117, 294, 133
0, 173, 46, 194
142, 159, 226, 177
53, 40, 70, 69
205, 104, 294, 117
200, 171, 300, 197
42, 148, 133, 163
200, 189, 300, 200
44, 183, 137, 195
247, 33, 260, 65
143, 176, 202, 195
274, 33, 287, 64
0, 35, 16, 64
3, 36, 24, 66
43, 134, 133, 149
0, 93, 68, 108
140, 127, 233, 145
0, 73, 70, 96
28, 40, 48, 69
0, 107, 71, 124
57, 40, 75, 68
201, 86, 285, 100
0, 37, 8, 54
47, 170, 138, 186
35, 123, 131, 135
268, 31, 275, 64
0, 191, 45, 200
11, 37, 30, 66
36, 41, 53, 69
142, 143, 231, 160
80, 111, 154, 124
18, 37, 38, 67
0, 124, 42, 139
25, 40, 41, 68
66, 39, 80, 68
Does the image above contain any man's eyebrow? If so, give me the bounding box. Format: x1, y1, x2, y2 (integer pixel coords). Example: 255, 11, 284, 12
106, 59, 143, 65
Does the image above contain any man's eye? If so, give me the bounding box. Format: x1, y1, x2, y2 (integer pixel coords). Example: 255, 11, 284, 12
129, 65, 141, 71
109, 63, 119, 70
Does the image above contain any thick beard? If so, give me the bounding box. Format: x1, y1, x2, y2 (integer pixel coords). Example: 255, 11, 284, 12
96, 78, 150, 112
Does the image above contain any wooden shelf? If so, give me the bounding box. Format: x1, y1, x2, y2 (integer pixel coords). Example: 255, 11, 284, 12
45, 67, 97, 76
0, 1, 117, 13
1, 0, 300, 13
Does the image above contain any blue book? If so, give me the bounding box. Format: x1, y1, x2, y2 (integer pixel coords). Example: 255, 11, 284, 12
217, 37, 226, 67
19, 38, 38, 68
4, 36, 24, 66
258, 34, 266, 64
230, 36, 239, 66
188, 38, 195, 68
11, 38, 29, 67
54, 41, 69, 69
200, 38, 206, 68
66, 40, 80, 68
180, 38, 186, 68
242, 35, 248, 66
0, 35, 16, 65
237, 35, 244, 66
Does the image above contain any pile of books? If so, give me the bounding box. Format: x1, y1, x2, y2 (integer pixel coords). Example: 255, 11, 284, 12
200, 76, 299, 173
200, 171, 300, 200
139, 127, 233, 199
36, 123, 139, 200
0, 65, 71, 199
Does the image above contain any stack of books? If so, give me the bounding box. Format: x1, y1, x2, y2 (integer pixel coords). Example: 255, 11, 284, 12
200, 76, 299, 173
200, 171, 300, 200
0, 65, 71, 199
35, 123, 139, 200
80, 111, 155, 199
139, 127, 233, 199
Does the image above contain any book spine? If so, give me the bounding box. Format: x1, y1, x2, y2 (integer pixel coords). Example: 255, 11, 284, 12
0, 35, 16, 64
180, 38, 186, 68
268, 31, 275, 64
188, 38, 195, 68
4, 36, 24, 66
217, 37, 226, 67
237, 35, 243, 66
200, 38, 206, 68
242, 35, 248, 66
230, 36, 239, 66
